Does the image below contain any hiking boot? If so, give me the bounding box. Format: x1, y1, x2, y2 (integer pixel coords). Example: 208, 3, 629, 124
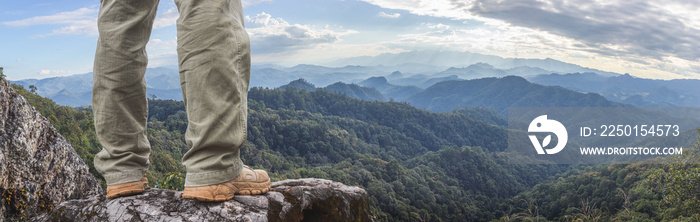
182, 166, 271, 202
106, 175, 149, 199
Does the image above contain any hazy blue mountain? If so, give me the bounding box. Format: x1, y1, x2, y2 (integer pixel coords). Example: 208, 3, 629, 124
358, 76, 422, 101
386, 71, 404, 80
358, 76, 394, 92
372, 63, 445, 75
407, 76, 626, 113
287, 64, 383, 76
330, 50, 620, 76
497, 58, 618, 76
250, 67, 300, 89
530, 73, 700, 107
435, 63, 508, 79
504, 66, 552, 77
144, 67, 180, 90
388, 73, 462, 89
416, 75, 462, 89
278, 79, 317, 91
324, 82, 386, 101
13, 72, 93, 96
12, 67, 182, 106
328, 50, 504, 67
49, 89, 92, 107
305, 72, 372, 88
255, 64, 386, 88
383, 85, 423, 101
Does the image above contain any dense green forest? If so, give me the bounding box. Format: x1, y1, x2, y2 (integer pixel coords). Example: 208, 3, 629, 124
498, 144, 699, 221
11, 83, 699, 221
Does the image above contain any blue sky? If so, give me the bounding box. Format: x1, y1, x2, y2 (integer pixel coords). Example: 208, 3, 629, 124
2, 0, 699, 80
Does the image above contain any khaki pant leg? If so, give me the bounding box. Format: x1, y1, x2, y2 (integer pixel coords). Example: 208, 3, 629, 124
93, 0, 160, 186
175, 0, 251, 187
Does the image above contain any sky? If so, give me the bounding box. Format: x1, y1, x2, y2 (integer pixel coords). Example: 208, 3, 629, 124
1, 0, 700, 80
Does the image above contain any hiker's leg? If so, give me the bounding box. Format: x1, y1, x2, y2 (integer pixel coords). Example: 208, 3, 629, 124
174, 0, 251, 187
93, 0, 160, 186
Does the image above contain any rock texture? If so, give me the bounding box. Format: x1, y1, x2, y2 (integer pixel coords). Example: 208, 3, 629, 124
35, 178, 373, 222
0, 77, 104, 220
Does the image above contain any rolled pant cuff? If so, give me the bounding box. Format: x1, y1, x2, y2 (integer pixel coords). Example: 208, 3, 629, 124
184, 166, 242, 187
104, 169, 147, 186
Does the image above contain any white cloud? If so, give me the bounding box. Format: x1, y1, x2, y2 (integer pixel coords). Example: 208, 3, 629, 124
153, 7, 178, 29
147, 38, 177, 51
3, 8, 96, 26
378, 12, 401, 18
3, 5, 177, 36
39, 69, 71, 75
148, 52, 178, 68
358, 0, 700, 79
242, 0, 272, 7
3, 7, 98, 36
245, 12, 357, 54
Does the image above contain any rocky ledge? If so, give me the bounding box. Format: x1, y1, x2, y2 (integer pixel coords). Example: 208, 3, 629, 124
34, 178, 373, 222
1, 77, 373, 222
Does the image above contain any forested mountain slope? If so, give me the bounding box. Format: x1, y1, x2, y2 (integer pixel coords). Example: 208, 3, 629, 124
13, 83, 697, 221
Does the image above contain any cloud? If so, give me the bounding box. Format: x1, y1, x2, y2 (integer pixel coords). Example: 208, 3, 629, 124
39, 69, 71, 75
466, 0, 700, 61
3, 7, 98, 36
378, 12, 401, 18
3, 8, 96, 26
358, 0, 700, 78
242, 0, 272, 7
148, 52, 178, 68
245, 12, 357, 54
4, 5, 177, 36
153, 7, 178, 29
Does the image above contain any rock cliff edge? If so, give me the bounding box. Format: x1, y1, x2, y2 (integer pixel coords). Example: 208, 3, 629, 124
1, 77, 373, 222
35, 178, 372, 222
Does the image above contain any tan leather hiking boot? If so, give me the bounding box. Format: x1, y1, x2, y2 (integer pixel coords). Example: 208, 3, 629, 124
182, 166, 271, 202
106, 176, 149, 199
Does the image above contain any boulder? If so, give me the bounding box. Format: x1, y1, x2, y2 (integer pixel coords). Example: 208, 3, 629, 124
0, 77, 104, 220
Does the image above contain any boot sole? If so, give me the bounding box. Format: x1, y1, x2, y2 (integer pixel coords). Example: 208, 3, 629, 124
182, 179, 272, 202
106, 189, 145, 199
232, 179, 272, 195
106, 183, 146, 199
182, 193, 235, 202
106, 176, 149, 199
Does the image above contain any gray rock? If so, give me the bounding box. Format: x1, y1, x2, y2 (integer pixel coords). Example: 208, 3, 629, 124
34, 179, 373, 222
0, 77, 104, 220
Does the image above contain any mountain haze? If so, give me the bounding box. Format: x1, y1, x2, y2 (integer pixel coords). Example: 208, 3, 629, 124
531, 72, 700, 107
407, 76, 627, 113
330, 50, 621, 76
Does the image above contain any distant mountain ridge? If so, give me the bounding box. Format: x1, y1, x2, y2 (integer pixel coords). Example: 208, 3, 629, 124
358, 75, 422, 101
12, 67, 182, 106
325, 82, 386, 101
278, 78, 317, 91
406, 76, 627, 113
11, 50, 699, 108
278, 78, 386, 101
329, 50, 620, 76
530, 73, 700, 107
